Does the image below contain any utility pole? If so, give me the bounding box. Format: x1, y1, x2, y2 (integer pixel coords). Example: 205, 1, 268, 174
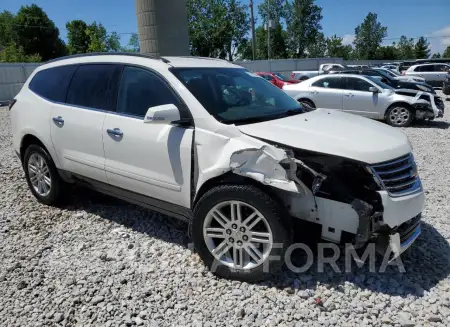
250, 0, 256, 60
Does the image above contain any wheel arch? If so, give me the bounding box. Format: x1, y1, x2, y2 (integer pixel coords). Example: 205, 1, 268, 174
19, 133, 60, 168
384, 101, 415, 118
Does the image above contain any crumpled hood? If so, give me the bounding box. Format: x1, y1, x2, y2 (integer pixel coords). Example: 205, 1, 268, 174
237, 109, 411, 164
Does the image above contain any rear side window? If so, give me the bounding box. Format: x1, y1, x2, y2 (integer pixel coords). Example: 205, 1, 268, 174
66, 64, 119, 111
312, 77, 341, 89
116, 66, 181, 118
417, 65, 434, 72
29, 65, 77, 102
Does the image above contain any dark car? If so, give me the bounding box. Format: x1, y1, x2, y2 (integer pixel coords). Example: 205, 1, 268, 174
329, 68, 436, 94
443, 74, 450, 96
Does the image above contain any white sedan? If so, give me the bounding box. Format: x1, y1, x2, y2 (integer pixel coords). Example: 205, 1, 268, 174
282, 74, 440, 127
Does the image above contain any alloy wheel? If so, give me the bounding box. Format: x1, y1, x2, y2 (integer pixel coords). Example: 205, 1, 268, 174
203, 201, 273, 270
389, 107, 410, 126
28, 153, 51, 197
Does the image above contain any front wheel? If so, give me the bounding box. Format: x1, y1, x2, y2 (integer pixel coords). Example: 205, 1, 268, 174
191, 185, 292, 281
385, 105, 414, 127
298, 99, 316, 111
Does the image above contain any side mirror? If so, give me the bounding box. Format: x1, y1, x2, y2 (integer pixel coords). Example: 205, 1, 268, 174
369, 86, 379, 93
144, 104, 181, 124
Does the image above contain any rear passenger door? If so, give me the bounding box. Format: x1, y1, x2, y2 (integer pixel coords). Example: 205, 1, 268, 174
50, 64, 121, 183
102, 66, 193, 208
309, 76, 343, 109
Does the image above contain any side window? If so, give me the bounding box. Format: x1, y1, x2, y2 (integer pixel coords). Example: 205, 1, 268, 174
419, 65, 433, 72
116, 66, 180, 117
436, 64, 450, 72
312, 77, 341, 89
29, 65, 77, 102
66, 64, 118, 110
344, 77, 373, 92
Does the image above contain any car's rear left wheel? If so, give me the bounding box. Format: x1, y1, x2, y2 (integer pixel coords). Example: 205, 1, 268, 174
23, 144, 62, 205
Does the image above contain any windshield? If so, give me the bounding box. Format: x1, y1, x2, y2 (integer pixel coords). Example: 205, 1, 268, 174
170, 68, 304, 124
366, 76, 394, 90
377, 69, 396, 78
388, 69, 401, 76
273, 73, 290, 81
372, 69, 393, 80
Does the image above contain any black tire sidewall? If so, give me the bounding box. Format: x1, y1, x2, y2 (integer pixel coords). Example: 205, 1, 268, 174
191, 185, 292, 282
386, 106, 413, 127
23, 144, 61, 205
299, 99, 316, 111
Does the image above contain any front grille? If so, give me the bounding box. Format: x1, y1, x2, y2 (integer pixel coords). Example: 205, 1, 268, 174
370, 154, 422, 197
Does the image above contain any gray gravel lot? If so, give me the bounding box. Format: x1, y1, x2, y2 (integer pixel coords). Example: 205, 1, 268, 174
1, 93, 449, 327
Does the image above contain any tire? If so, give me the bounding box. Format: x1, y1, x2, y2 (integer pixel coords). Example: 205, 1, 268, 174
191, 184, 292, 282
23, 144, 63, 205
298, 99, 316, 111
385, 105, 414, 127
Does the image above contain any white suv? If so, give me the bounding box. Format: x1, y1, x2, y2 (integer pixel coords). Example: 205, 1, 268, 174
404, 63, 450, 87
10, 53, 424, 281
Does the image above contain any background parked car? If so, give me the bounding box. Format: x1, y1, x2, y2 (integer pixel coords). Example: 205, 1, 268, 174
282, 74, 440, 127
255, 72, 300, 89
404, 63, 450, 87
291, 63, 344, 80
329, 68, 435, 94
443, 74, 450, 96
373, 67, 425, 83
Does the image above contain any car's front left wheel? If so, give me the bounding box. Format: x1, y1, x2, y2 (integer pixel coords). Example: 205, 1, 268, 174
191, 184, 292, 281
386, 105, 414, 127
23, 144, 63, 205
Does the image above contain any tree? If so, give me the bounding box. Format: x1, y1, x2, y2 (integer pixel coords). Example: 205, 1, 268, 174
223, 0, 250, 61
285, 0, 323, 58
254, 24, 287, 59
375, 44, 399, 60
0, 11, 16, 48
236, 38, 253, 60
14, 4, 66, 60
307, 32, 326, 57
85, 22, 120, 52
122, 33, 140, 52
326, 35, 352, 59
106, 31, 121, 52
397, 35, 415, 59
66, 20, 90, 54
431, 53, 441, 59
414, 36, 430, 59
353, 12, 387, 60
0, 43, 41, 62
258, 0, 286, 25
443, 46, 450, 58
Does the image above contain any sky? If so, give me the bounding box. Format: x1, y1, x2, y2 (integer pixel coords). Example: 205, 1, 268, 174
2, 0, 450, 54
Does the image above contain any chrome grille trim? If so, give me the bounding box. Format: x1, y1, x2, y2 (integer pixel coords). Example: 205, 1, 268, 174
369, 153, 422, 197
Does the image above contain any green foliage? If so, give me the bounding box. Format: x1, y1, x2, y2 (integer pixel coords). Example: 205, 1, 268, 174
375, 44, 399, 60
397, 36, 415, 59
258, 0, 287, 24
285, 0, 323, 58
414, 37, 430, 59
431, 53, 441, 59
122, 33, 140, 52
85, 22, 121, 53
307, 32, 326, 58
353, 13, 387, 60
443, 46, 450, 58
14, 4, 66, 61
187, 0, 249, 61
326, 35, 352, 59
66, 20, 90, 54
0, 43, 41, 62
0, 11, 16, 47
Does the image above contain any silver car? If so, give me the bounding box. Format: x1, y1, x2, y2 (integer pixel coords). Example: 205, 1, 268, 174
282, 74, 440, 127
404, 63, 450, 86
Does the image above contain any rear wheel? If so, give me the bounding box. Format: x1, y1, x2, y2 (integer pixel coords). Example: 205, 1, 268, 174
191, 185, 292, 281
385, 105, 414, 127
23, 144, 63, 205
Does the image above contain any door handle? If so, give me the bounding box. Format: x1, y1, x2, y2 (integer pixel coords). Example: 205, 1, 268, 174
107, 128, 123, 138
52, 116, 64, 124
345, 93, 354, 97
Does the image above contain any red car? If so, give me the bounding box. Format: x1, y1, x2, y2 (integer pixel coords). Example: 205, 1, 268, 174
255, 72, 301, 89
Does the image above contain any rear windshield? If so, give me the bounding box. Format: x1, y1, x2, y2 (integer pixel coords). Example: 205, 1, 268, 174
273, 73, 290, 81
170, 68, 303, 125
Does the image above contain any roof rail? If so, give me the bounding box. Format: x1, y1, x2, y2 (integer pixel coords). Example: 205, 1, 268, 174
172, 56, 229, 63
45, 52, 171, 64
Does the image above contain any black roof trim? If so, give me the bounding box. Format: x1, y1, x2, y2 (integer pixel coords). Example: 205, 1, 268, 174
45, 52, 171, 64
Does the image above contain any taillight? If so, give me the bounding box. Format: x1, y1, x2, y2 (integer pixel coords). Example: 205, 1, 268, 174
9, 99, 17, 111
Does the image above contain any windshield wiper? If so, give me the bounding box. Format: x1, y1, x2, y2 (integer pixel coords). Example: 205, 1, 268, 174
223, 108, 304, 125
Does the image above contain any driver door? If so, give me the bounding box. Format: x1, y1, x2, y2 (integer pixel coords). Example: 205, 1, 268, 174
102, 66, 193, 208
342, 76, 384, 119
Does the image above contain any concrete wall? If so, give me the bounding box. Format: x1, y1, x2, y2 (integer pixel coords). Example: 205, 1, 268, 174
135, 0, 190, 56
0, 63, 39, 103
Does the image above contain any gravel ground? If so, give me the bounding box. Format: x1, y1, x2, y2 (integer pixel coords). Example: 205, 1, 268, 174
1, 93, 450, 327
